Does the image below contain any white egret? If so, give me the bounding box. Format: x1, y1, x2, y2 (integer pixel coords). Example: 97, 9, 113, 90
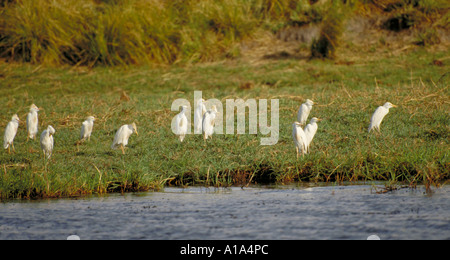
80, 116, 95, 142
304, 117, 320, 151
175, 106, 188, 142
111, 123, 138, 154
194, 99, 206, 134
292, 122, 308, 158
297, 99, 314, 126
202, 105, 217, 141
26, 104, 40, 140
368, 102, 397, 133
3, 114, 20, 154
40, 125, 55, 159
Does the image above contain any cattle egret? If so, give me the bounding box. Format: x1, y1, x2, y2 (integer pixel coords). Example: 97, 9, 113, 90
111, 123, 138, 154
3, 114, 20, 153
40, 125, 55, 159
26, 104, 40, 140
175, 106, 188, 142
80, 116, 95, 142
194, 99, 206, 134
297, 99, 314, 126
368, 102, 397, 133
292, 122, 308, 158
304, 117, 320, 151
202, 105, 217, 141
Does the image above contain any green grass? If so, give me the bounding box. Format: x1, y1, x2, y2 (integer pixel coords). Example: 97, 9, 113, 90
0, 47, 449, 200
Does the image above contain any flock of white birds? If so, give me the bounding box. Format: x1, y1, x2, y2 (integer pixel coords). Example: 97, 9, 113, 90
292, 100, 397, 158
2, 104, 138, 157
174, 99, 218, 142
3, 100, 396, 159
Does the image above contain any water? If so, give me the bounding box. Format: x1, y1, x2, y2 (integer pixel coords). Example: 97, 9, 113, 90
1, 184, 449, 240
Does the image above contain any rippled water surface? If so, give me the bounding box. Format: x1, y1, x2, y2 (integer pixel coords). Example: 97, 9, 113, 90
1, 184, 449, 240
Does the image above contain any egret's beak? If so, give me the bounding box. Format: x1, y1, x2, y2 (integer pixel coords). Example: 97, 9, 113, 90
392, 104, 397, 108
135, 131, 139, 136
317, 118, 322, 121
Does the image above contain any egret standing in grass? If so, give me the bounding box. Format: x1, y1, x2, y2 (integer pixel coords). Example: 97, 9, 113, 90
80, 116, 95, 142
3, 114, 20, 154
26, 104, 40, 140
304, 117, 320, 152
111, 123, 138, 154
297, 99, 314, 127
40, 125, 55, 159
202, 105, 217, 141
194, 99, 206, 134
292, 122, 308, 158
368, 102, 397, 133
175, 106, 188, 142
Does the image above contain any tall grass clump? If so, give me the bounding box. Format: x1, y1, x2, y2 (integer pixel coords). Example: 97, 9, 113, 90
90, 1, 181, 65
172, 0, 258, 62
0, 0, 260, 66
0, 0, 96, 65
310, 1, 346, 59
250, 0, 327, 33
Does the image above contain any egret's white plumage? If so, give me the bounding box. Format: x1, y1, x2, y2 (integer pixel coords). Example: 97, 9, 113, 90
80, 116, 95, 142
175, 106, 188, 142
368, 102, 397, 133
292, 122, 308, 158
297, 99, 314, 126
194, 99, 206, 134
26, 104, 40, 140
3, 114, 20, 153
111, 123, 138, 154
202, 105, 217, 140
40, 125, 55, 159
304, 117, 320, 151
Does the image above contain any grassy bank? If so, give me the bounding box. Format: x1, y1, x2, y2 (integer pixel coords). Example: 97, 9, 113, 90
0, 46, 449, 199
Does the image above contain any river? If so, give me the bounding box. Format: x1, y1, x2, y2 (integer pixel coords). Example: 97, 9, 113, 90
0, 184, 449, 240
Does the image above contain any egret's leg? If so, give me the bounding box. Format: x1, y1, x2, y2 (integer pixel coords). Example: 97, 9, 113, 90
11, 142, 15, 153
296, 147, 299, 159
42, 150, 46, 165
121, 145, 125, 155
